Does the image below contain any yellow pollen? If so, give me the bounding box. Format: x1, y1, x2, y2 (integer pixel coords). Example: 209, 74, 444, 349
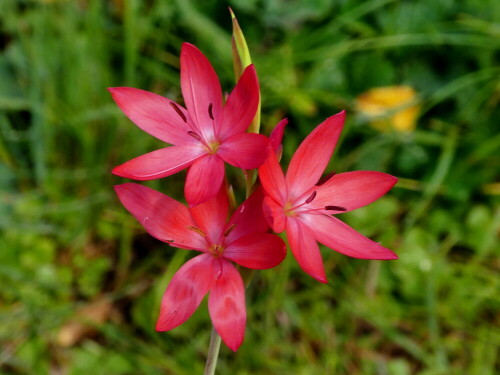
284, 201, 296, 217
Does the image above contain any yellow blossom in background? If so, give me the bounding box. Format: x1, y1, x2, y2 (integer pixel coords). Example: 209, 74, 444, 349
356, 86, 420, 132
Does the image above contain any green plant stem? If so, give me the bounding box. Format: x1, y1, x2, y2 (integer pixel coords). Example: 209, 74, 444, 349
204, 326, 222, 375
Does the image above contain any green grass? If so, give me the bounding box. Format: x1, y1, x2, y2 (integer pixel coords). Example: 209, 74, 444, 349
0, 0, 499, 374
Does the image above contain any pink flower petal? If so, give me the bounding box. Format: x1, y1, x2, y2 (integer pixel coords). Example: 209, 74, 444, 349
224, 233, 286, 270
189, 186, 229, 244
156, 254, 215, 331
218, 65, 260, 140
218, 133, 268, 169
114, 183, 206, 250
262, 195, 287, 233
258, 150, 287, 205
208, 259, 246, 351
304, 214, 398, 260
270, 118, 288, 154
313, 171, 398, 212
180, 43, 223, 141
286, 218, 327, 283
112, 145, 205, 181
185, 154, 225, 206
286, 111, 345, 200
108, 87, 194, 145
224, 187, 269, 242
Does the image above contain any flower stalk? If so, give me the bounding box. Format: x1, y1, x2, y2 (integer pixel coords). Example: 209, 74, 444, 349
204, 327, 222, 375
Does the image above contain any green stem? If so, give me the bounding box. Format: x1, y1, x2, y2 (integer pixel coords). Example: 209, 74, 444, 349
204, 326, 222, 375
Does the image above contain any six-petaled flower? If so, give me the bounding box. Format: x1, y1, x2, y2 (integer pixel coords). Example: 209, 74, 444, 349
114, 183, 286, 351
259, 111, 398, 283
110, 43, 268, 206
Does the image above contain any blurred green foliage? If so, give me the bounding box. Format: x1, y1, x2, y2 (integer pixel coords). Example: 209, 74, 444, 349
0, 0, 499, 374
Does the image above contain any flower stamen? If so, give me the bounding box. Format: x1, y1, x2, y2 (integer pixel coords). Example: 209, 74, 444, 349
187, 131, 202, 141
208, 103, 214, 120
287, 190, 317, 213
325, 205, 347, 212
170, 102, 187, 122
224, 224, 236, 237
209, 244, 224, 257
316, 171, 336, 186
187, 226, 206, 237
305, 191, 317, 204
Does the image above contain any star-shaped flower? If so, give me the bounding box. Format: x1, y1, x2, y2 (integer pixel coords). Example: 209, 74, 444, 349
114, 183, 286, 350
259, 111, 398, 283
110, 43, 267, 205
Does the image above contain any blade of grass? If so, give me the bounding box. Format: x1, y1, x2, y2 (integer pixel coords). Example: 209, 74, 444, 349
405, 125, 458, 228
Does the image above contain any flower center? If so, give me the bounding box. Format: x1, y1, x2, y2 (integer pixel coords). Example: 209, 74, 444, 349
209, 244, 224, 257
284, 190, 317, 216
284, 201, 296, 217
206, 141, 220, 155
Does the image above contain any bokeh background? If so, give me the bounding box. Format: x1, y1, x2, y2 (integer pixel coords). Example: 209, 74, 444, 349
1, 0, 499, 374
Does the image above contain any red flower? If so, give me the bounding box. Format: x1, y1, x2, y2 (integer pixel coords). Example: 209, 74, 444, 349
110, 43, 267, 206
114, 183, 286, 351
259, 111, 398, 283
